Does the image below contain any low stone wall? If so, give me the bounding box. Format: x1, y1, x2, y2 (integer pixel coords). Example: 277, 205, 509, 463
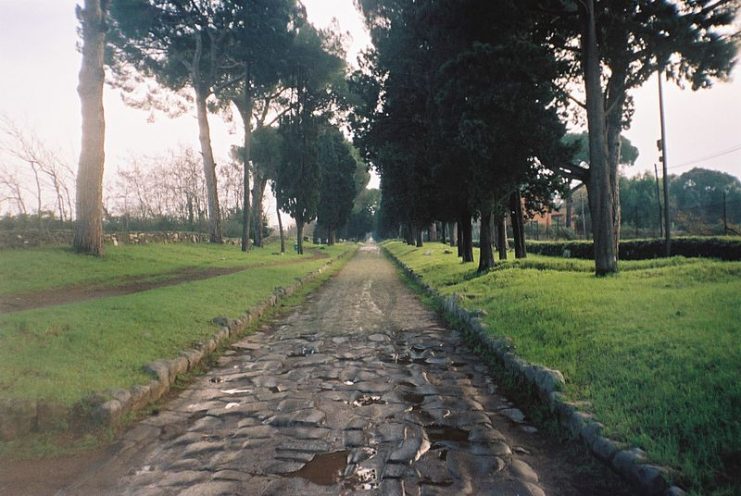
0, 248, 355, 442
0, 230, 241, 248
0, 229, 74, 248
382, 246, 686, 496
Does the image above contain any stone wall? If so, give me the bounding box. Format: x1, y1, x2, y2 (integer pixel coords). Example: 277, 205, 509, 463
0, 230, 238, 249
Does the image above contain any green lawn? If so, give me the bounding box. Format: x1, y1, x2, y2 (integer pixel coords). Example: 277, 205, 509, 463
0, 241, 323, 296
0, 242, 354, 406
384, 241, 741, 496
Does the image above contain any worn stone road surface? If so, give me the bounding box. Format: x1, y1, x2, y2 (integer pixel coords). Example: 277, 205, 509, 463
62, 244, 630, 496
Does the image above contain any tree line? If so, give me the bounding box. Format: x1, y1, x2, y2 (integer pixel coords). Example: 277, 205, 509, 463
350, 0, 737, 274
72, 0, 372, 256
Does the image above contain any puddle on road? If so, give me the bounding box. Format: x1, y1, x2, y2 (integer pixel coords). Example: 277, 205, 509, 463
426, 424, 470, 450
286, 450, 349, 486
288, 346, 316, 357
400, 391, 425, 406
352, 394, 386, 407
419, 478, 454, 488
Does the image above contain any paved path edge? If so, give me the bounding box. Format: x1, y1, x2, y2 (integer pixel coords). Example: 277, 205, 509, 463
381, 244, 687, 496
1, 246, 357, 443
96, 245, 359, 431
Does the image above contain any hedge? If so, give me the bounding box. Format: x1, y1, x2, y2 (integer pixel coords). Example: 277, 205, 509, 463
523, 236, 741, 261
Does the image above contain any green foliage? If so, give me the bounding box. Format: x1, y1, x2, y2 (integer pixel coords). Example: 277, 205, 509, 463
250, 126, 284, 181
0, 242, 315, 296
525, 237, 741, 261
272, 23, 348, 252
385, 240, 741, 496
353, 0, 571, 243
344, 188, 380, 240
620, 172, 661, 231
315, 127, 360, 242
672, 168, 741, 229
563, 132, 639, 166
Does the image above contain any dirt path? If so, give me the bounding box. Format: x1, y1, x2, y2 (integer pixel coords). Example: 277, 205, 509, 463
2, 244, 632, 495
0, 250, 328, 313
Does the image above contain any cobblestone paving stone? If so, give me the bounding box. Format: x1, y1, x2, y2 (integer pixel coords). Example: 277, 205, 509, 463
64, 244, 625, 496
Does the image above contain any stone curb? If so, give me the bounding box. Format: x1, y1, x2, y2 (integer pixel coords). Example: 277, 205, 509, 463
0, 247, 356, 442
382, 245, 686, 496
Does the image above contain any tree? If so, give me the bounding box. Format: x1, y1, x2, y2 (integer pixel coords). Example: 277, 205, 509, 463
672, 167, 741, 232
352, 1, 450, 250
435, 40, 570, 271
218, 0, 301, 251
316, 127, 359, 245
1, 118, 75, 226
74, 0, 108, 255
619, 172, 662, 236
249, 126, 284, 247
540, 0, 738, 274
345, 188, 380, 240
109, 0, 235, 243
273, 25, 347, 255
563, 132, 638, 168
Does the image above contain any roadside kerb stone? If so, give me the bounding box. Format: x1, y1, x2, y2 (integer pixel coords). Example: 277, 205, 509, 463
0, 247, 355, 441
382, 245, 685, 496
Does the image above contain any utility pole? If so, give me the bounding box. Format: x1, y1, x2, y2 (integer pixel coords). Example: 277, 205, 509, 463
653, 163, 663, 238
723, 191, 728, 235
658, 72, 671, 256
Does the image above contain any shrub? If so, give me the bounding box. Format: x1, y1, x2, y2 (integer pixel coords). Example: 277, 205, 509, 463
525, 236, 741, 261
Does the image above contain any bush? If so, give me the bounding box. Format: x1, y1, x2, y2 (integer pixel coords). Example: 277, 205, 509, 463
526, 236, 741, 261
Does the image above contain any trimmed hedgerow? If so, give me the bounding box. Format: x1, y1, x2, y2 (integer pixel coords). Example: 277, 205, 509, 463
525, 236, 741, 261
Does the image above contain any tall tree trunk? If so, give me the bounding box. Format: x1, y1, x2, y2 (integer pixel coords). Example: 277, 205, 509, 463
605, 70, 627, 261
73, 0, 107, 256
30, 162, 43, 232
580, 0, 616, 274
509, 190, 527, 259
565, 190, 573, 229
440, 222, 447, 244
329, 227, 336, 245
449, 222, 457, 248
456, 222, 463, 257
195, 88, 222, 244
478, 208, 495, 272
415, 225, 423, 247
429, 222, 437, 242
252, 176, 268, 247
497, 216, 508, 261
237, 74, 253, 252
277, 202, 285, 254
459, 214, 474, 263
296, 217, 304, 255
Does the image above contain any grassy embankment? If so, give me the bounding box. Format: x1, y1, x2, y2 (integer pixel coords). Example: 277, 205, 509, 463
384, 241, 740, 496
0, 242, 354, 407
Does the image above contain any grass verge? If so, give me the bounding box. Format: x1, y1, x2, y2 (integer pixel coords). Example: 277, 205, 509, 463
384, 240, 741, 496
0, 243, 355, 459
0, 241, 326, 296
0, 242, 354, 406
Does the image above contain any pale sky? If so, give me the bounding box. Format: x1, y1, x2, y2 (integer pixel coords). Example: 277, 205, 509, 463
0, 0, 739, 218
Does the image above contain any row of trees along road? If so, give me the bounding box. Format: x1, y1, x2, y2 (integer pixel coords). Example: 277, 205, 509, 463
351, 0, 737, 275
74, 0, 363, 256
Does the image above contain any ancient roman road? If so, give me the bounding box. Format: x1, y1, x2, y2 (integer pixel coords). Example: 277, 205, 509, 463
62, 244, 631, 496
